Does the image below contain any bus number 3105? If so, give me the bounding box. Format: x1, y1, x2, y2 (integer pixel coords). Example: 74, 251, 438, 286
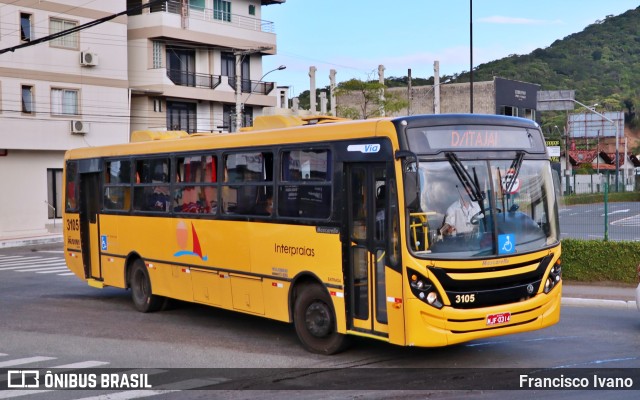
455, 294, 476, 304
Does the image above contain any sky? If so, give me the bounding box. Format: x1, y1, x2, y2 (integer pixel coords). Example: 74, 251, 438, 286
262, 0, 640, 97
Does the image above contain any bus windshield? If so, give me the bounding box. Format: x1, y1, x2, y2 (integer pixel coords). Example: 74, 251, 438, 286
412, 157, 559, 259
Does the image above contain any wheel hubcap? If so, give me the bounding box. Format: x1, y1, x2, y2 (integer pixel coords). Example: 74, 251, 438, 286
305, 301, 331, 338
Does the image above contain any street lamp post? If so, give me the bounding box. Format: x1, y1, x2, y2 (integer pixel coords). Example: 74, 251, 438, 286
234, 65, 286, 132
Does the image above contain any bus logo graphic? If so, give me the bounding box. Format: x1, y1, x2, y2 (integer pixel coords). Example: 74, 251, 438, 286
174, 221, 208, 261
347, 144, 380, 153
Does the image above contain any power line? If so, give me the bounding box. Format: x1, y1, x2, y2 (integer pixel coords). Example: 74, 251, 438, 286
0, 0, 165, 55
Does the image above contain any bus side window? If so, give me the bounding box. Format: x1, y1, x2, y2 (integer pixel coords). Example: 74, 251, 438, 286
104, 160, 131, 211
65, 161, 79, 212
278, 149, 331, 219
222, 151, 272, 215
133, 158, 170, 212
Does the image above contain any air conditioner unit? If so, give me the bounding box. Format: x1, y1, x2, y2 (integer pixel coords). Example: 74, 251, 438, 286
80, 51, 98, 66
70, 120, 89, 135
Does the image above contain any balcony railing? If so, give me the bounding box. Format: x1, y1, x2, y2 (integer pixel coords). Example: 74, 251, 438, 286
167, 69, 222, 89
166, 69, 275, 98
228, 77, 275, 95
150, 0, 276, 33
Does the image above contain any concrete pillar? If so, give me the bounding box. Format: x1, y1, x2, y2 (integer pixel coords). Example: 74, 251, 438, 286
378, 64, 385, 117
309, 66, 317, 114
407, 68, 412, 116
329, 69, 337, 116
320, 91, 327, 114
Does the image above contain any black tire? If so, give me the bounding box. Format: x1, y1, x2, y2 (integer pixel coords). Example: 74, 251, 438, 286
293, 284, 350, 355
130, 259, 163, 313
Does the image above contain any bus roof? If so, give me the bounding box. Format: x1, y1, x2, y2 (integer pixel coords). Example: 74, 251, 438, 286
64, 114, 541, 161
64, 116, 395, 160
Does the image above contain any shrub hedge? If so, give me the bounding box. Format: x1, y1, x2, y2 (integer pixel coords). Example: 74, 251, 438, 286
560, 239, 639, 284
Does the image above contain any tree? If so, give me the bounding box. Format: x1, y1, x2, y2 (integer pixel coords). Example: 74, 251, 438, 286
335, 78, 407, 120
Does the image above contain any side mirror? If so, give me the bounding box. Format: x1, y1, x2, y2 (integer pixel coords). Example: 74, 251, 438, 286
404, 170, 420, 209
395, 151, 421, 210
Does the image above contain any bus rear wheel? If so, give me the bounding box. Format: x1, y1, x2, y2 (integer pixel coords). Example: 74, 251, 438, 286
130, 259, 163, 313
293, 284, 350, 355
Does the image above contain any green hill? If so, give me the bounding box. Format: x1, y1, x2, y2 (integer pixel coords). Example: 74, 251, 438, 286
296, 7, 640, 139
456, 7, 640, 132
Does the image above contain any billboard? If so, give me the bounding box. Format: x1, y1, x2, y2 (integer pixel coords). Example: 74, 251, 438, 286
568, 112, 623, 138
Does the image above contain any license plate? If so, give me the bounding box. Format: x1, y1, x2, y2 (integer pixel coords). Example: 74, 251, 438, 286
486, 312, 511, 326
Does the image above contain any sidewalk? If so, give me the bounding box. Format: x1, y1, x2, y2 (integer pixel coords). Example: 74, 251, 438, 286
562, 281, 637, 311
0, 233, 637, 311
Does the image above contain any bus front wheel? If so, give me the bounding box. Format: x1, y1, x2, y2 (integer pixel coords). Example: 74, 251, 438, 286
293, 284, 350, 355
130, 259, 163, 313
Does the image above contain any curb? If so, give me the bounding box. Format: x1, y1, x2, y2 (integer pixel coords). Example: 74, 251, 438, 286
0, 235, 63, 249
562, 297, 637, 311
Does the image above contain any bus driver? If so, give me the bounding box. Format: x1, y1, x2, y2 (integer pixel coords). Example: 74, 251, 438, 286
440, 197, 481, 236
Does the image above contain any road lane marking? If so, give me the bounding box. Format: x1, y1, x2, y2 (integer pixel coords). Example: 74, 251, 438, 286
0, 357, 56, 368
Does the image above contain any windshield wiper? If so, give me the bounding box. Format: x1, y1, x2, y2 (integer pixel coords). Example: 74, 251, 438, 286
445, 152, 485, 202
505, 151, 525, 194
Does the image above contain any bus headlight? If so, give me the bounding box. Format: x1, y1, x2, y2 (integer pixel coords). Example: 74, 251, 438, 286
408, 268, 443, 309
544, 261, 562, 294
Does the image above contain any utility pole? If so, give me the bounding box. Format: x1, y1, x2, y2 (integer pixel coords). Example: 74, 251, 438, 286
233, 47, 272, 132
434, 61, 441, 114
469, 0, 474, 113
235, 53, 243, 131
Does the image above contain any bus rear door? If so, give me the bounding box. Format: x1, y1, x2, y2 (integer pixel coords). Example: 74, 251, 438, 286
78, 163, 102, 281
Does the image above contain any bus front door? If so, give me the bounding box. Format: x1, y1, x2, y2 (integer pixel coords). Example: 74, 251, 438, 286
346, 163, 389, 337
79, 172, 102, 280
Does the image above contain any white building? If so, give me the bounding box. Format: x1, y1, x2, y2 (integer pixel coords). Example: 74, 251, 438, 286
0, 1, 130, 239
0, 0, 284, 240
127, 0, 283, 134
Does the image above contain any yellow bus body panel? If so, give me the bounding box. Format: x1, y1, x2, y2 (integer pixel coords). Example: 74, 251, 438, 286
62, 213, 85, 279
95, 214, 344, 324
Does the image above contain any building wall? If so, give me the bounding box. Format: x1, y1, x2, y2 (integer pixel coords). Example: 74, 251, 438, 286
334, 77, 547, 120
0, 0, 129, 238
0, 150, 65, 237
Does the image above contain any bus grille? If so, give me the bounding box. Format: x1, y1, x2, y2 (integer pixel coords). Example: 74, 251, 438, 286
428, 254, 554, 309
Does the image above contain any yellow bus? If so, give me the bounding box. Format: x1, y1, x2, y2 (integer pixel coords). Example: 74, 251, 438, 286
63, 113, 561, 354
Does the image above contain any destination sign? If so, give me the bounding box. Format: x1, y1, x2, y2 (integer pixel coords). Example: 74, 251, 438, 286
408, 126, 534, 151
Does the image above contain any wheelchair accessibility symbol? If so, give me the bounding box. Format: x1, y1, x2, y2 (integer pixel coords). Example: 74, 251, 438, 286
498, 234, 515, 254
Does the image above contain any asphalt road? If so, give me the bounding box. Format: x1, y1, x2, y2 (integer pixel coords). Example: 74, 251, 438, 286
559, 201, 640, 241
0, 244, 638, 399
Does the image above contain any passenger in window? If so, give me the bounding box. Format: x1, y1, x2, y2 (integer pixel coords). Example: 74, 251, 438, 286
254, 194, 273, 216
440, 197, 480, 236
149, 165, 170, 211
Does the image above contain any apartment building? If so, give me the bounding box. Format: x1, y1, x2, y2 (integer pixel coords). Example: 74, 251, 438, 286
0, 1, 130, 239
127, 0, 283, 134
0, 0, 284, 239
